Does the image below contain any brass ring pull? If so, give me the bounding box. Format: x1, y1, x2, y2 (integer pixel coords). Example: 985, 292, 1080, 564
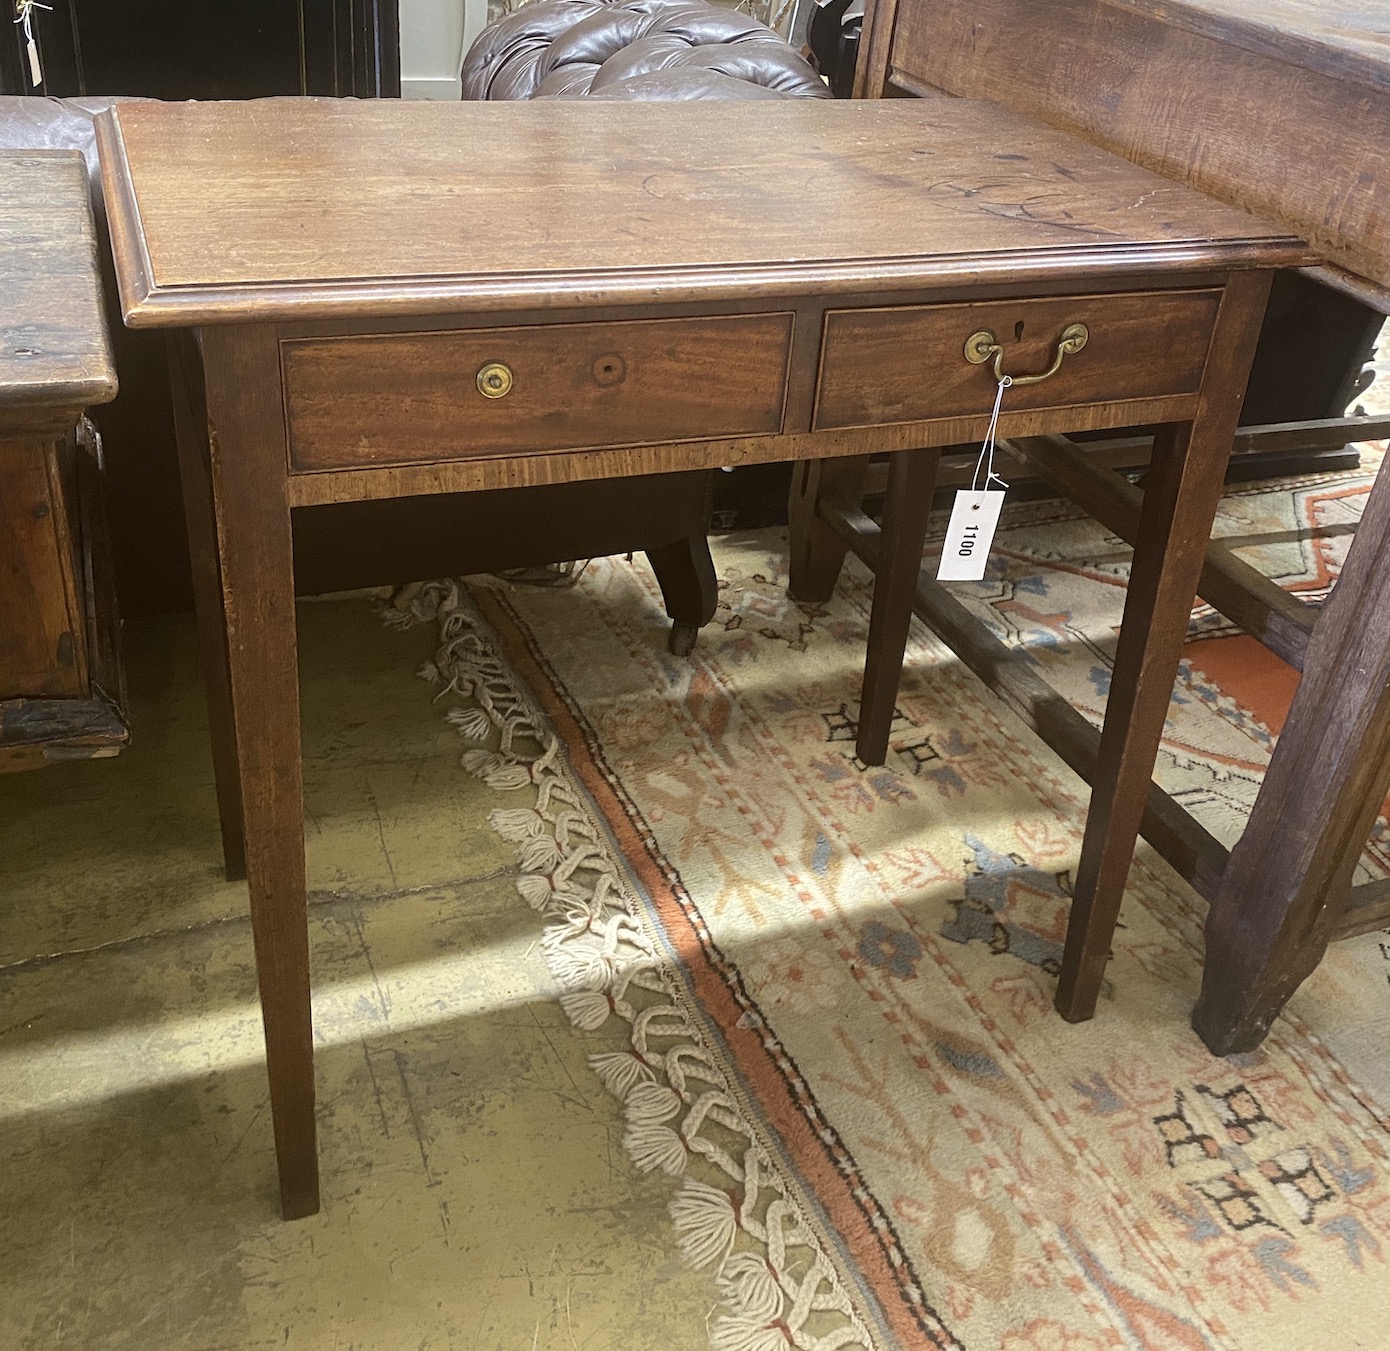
477, 362, 513, 399
964, 322, 1089, 387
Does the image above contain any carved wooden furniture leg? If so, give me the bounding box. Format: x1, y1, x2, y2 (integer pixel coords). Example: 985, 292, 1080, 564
646, 534, 719, 656
168, 333, 247, 882
199, 327, 319, 1220
1193, 453, 1390, 1054
1055, 271, 1273, 1021
788, 454, 872, 604
856, 447, 942, 764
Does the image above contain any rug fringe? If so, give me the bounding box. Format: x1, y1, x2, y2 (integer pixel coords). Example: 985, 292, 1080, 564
402, 580, 875, 1351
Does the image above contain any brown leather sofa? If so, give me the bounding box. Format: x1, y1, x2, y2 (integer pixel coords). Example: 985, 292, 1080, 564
0, 1, 826, 647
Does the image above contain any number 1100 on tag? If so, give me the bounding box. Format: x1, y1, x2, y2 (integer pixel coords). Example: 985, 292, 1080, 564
937, 490, 1006, 582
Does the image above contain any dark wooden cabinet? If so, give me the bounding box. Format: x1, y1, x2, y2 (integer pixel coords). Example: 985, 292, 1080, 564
1, 0, 400, 99
1, 1, 401, 619
2, 150, 124, 771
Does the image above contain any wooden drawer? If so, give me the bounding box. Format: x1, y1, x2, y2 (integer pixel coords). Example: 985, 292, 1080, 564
813, 289, 1221, 431
282, 312, 793, 472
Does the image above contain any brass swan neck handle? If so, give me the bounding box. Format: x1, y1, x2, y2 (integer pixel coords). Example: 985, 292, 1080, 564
964, 322, 1089, 387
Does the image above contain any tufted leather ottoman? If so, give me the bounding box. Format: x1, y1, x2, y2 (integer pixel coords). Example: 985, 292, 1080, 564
462, 0, 830, 101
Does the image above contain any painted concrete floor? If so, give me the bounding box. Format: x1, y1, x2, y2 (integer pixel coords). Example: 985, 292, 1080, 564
0, 599, 713, 1351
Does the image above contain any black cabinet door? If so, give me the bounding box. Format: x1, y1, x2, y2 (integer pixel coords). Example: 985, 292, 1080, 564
1, 0, 400, 98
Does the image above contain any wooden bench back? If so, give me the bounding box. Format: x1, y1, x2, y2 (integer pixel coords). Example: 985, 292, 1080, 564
855, 0, 1390, 299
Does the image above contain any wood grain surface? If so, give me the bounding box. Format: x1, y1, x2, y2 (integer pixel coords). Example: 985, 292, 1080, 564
855, 447, 942, 763
200, 325, 318, 1220
280, 394, 1205, 505
852, 0, 904, 98
1054, 267, 1274, 1020
0, 695, 127, 773
1104, 0, 1390, 93
0, 438, 88, 701
282, 313, 792, 472
94, 99, 1311, 326
94, 88, 1311, 1209
1, 153, 123, 768
1194, 431, 1390, 1053
0, 151, 116, 419
814, 288, 1220, 430
887, 0, 1390, 288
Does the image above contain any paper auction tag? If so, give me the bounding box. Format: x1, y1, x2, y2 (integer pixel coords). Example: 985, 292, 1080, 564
15, 1, 51, 88
937, 371, 1011, 581
937, 490, 1005, 581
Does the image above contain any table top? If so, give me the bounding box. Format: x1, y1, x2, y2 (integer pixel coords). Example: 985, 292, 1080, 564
1104, 1, 1390, 94
94, 98, 1312, 329
0, 151, 116, 415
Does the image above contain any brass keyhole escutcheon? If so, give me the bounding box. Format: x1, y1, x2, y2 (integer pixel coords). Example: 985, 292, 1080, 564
477, 362, 513, 399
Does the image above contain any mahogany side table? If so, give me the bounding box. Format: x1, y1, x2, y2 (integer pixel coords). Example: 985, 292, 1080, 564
95, 98, 1309, 1217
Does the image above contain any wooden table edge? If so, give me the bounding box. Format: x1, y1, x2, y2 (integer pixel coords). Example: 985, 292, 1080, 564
104, 240, 1314, 328
94, 107, 158, 333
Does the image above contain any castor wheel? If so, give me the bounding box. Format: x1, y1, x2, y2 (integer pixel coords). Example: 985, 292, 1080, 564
668, 622, 699, 657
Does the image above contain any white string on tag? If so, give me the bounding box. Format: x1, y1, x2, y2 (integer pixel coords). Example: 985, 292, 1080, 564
938, 374, 1012, 582
970, 373, 1013, 494
14, 0, 52, 88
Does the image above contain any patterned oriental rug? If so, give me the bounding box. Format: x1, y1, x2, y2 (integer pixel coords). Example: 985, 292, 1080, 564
399, 455, 1390, 1351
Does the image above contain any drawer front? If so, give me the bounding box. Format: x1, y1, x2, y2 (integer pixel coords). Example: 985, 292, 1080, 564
814, 290, 1221, 431
283, 313, 793, 473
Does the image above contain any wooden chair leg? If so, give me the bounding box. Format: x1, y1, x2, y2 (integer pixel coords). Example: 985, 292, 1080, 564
645, 533, 718, 657
856, 448, 942, 765
788, 454, 872, 604
168, 333, 247, 883
1193, 454, 1390, 1054
201, 327, 319, 1220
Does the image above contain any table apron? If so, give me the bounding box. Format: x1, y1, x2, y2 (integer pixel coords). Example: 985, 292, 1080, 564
272, 284, 1221, 507
283, 393, 1202, 507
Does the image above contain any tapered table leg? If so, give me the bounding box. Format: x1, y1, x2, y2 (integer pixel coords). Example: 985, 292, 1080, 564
168, 333, 247, 883
199, 325, 319, 1220
1055, 270, 1273, 1022
856, 447, 943, 765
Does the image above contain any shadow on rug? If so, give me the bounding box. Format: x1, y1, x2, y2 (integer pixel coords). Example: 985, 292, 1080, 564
396, 455, 1390, 1351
